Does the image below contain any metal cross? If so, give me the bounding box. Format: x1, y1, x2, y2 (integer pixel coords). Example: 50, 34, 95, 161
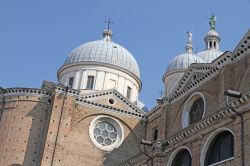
104, 18, 114, 30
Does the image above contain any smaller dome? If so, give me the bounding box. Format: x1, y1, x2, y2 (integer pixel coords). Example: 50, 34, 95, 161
167, 53, 204, 72
197, 49, 223, 63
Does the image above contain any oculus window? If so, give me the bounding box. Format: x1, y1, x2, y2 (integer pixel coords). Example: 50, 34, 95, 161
93, 121, 117, 146
182, 92, 206, 128
189, 98, 204, 124
89, 115, 124, 151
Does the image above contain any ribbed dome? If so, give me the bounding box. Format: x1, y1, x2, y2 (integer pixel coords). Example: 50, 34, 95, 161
167, 53, 204, 72
64, 39, 140, 78
197, 49, 223, 63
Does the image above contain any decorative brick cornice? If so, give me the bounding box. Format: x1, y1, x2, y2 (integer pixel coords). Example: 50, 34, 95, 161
147, 105, 161, 117
54, 85, 80, 96
75, 97, 146, 119
119, 153, 148, 166
2, 88, 51, 97
55, 86, 146, 119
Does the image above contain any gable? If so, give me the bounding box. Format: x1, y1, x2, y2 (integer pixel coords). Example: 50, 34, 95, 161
75, 89, 146, 119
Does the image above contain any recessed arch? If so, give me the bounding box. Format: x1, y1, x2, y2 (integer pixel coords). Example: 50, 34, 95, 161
182, 92, 206, 128
167, 146, 192, 166
200, 127, 234, 166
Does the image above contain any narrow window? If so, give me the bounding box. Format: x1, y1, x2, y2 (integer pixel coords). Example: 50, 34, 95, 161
214, 41, 216, 48
68, 77, 74, 88
153, 128, 158, 141
209, 41, 212, 49
126, 86, 132, 99
86, 76, 95, 89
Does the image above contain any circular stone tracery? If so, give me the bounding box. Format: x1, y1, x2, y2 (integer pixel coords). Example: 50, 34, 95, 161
93, 121, 117, 146
89, 115, 124, 151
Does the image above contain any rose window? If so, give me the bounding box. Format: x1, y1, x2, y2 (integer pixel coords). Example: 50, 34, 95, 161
93, 121, 118, 146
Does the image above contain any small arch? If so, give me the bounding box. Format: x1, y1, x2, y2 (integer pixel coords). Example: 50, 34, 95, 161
167, 146, 192, 166
200, 127, 234, 166
213, 41, 216, 48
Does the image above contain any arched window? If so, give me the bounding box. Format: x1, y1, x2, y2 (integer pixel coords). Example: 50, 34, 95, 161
213, 41, 216, 48
209, 41, 212, 48
205, 131, 234, 165
189, 98, 204, 124
182, 92, 206, 128
153, 128, 158, 141
171, 149, 192, 166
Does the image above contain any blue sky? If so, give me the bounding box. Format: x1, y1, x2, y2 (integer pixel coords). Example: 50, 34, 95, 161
0, 0, 250, 109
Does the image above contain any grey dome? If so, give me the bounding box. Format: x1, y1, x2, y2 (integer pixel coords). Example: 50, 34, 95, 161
64, 39, 140, 78
197, 49, 223, 63
167, 53, 204, 72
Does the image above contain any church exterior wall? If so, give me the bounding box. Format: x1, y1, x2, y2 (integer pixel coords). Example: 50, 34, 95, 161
139, 34, 250, 166
40, 90, 145, 166
0, 90, 51, 166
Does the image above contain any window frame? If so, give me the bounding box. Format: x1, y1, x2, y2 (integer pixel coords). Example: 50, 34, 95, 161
86, 75, 95, 90
126, 86, 132, 100
68, 77, 74, 88
205, 131, 234, 166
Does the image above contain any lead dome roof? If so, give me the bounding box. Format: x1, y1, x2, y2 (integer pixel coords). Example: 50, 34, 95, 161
196, 49, 223, 63
167, 53, 204, 72
63, 30, 140, 79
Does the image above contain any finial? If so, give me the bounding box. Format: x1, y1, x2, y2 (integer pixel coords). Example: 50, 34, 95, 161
208, 14, 216, 30
185, 31, 193, 53
103, 18, 114, 41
